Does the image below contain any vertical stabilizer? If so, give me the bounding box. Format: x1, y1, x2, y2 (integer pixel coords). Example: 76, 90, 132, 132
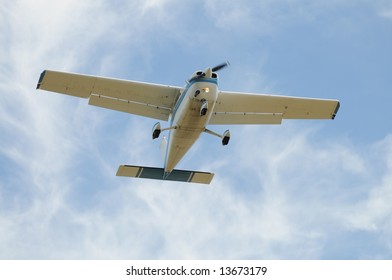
160, 136, 168, 163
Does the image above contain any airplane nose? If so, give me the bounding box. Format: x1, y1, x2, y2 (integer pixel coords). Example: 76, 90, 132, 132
204, 67, 212, 78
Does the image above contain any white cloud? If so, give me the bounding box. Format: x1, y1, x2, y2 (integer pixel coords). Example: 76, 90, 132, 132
379, 8, 392, 20
346, 136, 392, 232
202, 0, 340, 34
4, 124, 389, 259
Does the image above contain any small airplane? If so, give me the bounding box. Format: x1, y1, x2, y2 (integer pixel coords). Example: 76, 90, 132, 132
37, 62, 340, 184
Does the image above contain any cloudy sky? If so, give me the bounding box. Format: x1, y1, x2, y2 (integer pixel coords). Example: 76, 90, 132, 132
1, 0, 392, 259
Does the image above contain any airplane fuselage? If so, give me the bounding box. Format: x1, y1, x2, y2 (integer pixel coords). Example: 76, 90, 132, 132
164, 77, 218, 173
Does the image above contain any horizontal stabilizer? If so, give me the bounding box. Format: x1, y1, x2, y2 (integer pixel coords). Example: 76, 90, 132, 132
116, 165, 214, 184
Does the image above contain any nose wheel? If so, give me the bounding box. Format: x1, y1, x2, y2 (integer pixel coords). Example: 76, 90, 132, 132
200, 99, 208, 116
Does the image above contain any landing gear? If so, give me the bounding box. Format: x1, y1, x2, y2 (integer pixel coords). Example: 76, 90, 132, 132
152, 122, 177, 140
200, 99, 208, 116
222, 130, 230, 146
204, 128, 231, 146
152, 122, 161, 139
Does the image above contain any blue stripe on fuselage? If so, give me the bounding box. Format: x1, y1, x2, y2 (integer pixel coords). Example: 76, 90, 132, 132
171, 78, 218, 123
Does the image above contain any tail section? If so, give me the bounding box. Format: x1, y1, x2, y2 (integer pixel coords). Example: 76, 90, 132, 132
116, 165, 214, 184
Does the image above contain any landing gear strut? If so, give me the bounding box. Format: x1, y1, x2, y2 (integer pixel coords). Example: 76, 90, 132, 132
204, 128, 231, 146
152, 122, 177, 140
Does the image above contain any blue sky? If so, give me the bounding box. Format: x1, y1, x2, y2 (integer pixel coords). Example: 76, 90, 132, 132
1, 0, 392, 259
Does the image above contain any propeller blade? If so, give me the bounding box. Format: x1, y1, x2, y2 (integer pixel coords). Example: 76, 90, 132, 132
212, 61, 230, 72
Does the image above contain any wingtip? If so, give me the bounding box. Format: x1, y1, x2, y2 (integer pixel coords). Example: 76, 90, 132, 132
332, 101, 340, 120
36, 70, 46, 90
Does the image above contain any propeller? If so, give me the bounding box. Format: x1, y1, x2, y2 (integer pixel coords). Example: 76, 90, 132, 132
187, 61, 230, 83
211, 61, 230, 72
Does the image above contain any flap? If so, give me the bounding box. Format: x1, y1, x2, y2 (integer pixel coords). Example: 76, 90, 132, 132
89, 94, 171, 121
209, 112, 283, 125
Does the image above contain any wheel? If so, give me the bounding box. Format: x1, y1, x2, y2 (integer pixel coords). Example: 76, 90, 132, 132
152, 129, 161, 139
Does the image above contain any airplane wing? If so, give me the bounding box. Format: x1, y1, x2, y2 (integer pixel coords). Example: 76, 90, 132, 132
209, 91, 340, 125
37, 70, 182, 121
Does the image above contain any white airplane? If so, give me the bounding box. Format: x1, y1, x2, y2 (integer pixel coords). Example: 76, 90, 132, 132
37, 62, 340, 184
